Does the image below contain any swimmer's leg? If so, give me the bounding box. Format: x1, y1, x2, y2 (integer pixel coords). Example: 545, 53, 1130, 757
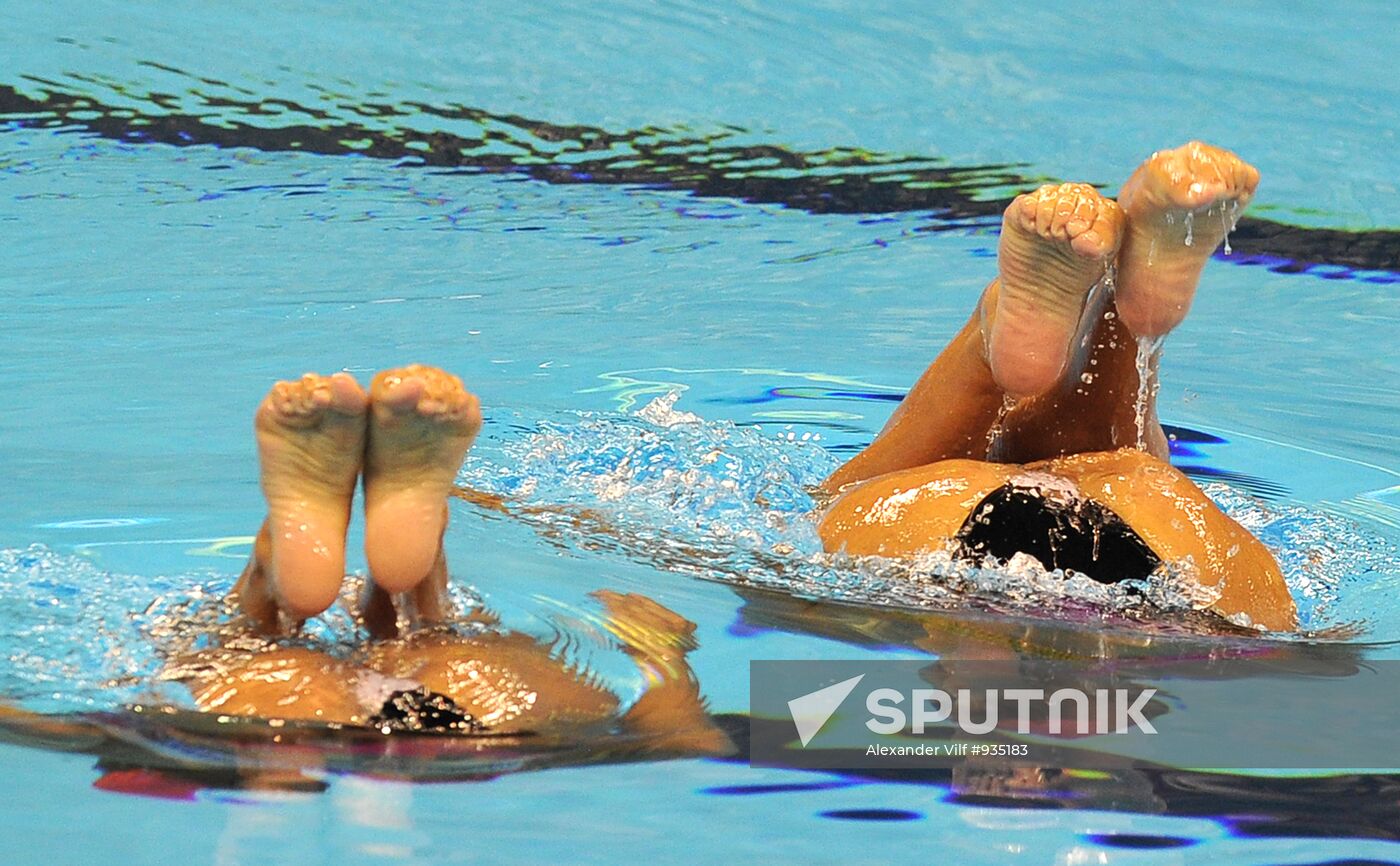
232, 372, 368, 630
1036, 449, 1295, 630
359, 547, 450, 639
820, 459, 1019, 556
823, 148, 1258, 492
998, 144, 1259, 459
365, 627, 621, 732
819, 311, 1006, 494
1115, 141, 1259, 337
993, 299, 1169, 461
820, 187, 1125, 494
362, 365, 481, 614
594, 591, 733, 756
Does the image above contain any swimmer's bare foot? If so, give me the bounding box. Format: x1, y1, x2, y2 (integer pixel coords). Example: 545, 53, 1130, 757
987, 182, 1124, 398
243, 372, 367, 622
363, 365, 482, 596
1115, 141, 1259, 337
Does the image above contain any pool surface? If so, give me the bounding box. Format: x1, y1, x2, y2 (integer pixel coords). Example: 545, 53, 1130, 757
3, 1, 1400, 863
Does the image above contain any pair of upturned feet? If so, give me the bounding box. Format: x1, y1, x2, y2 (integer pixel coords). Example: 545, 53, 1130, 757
985, 140, 1259, 398
250, 364, 481, 622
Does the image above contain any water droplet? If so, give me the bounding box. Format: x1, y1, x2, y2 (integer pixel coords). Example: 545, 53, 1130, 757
984, 394, 1018, 461
1133, 335, 1165, 449
1220, 200, 1241, 255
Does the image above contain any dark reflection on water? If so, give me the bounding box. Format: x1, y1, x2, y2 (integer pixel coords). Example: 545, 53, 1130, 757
3, 585, 1398, 842
5, 695, 1400, 842
2, 71, 1397, 273
724, 588, 1400, 842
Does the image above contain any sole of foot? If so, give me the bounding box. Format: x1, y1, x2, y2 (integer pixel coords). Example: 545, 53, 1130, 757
255, 372, 368, 619
988, 182, 1124, 398
1115, 140, 1259, 337
363, 364, 482, 594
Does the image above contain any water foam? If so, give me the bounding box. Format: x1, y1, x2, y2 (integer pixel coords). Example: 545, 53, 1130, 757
4, 396, 1394, 714
462, 395, 1391, 635
0, 546, 491, 714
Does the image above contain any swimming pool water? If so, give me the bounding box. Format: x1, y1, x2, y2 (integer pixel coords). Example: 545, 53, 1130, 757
3, 1, 1399, 863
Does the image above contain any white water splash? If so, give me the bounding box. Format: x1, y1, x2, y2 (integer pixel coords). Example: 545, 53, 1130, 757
1133, 335, 1165, 448
460, 395, 1391, 635
1201, 484, 1399, 630
0, 545, 489, 714
634, 390, 705, 427
0, 546, 219, 712
5, 399, 1395, 716
984, 394, 1018, 461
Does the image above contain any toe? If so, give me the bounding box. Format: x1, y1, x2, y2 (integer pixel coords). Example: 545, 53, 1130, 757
268, 382, 291, 411
1239, 160, 1260, 194
1009, 192, 1039, 233
265, 373, 362, 426
326, 372, 368, 415
1034, 187, 1058, 236
1124, 141, 1257, 216
455, 390, 484, 432
261, 379, 309, 427
370, 366, 480, 431
304, 374, 334, 411
372, 367, 429, 412
1069, 227, 1106, 259
1063, 189, 1097, 236
1049, 193, 1075, 240
1070, 199, 1122, 259
1008, 183, 1118, 253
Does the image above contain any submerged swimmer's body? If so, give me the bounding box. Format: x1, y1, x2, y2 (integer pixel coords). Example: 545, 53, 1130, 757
817, 141, 1294, 630
197, 140, 1292, 728
191, 366, 728, 752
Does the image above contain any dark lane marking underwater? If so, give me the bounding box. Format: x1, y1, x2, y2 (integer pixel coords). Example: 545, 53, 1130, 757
2, 73, 1398, 277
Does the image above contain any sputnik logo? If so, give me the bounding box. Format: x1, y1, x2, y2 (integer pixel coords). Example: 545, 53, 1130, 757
787, 674, 865, 747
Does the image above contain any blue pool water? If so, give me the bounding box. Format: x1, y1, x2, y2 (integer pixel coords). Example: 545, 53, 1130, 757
3, 0, 1400, 863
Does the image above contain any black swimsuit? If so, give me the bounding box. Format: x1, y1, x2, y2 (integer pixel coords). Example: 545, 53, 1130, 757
368, 688, 486, 734
953, 482, 1162, 584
